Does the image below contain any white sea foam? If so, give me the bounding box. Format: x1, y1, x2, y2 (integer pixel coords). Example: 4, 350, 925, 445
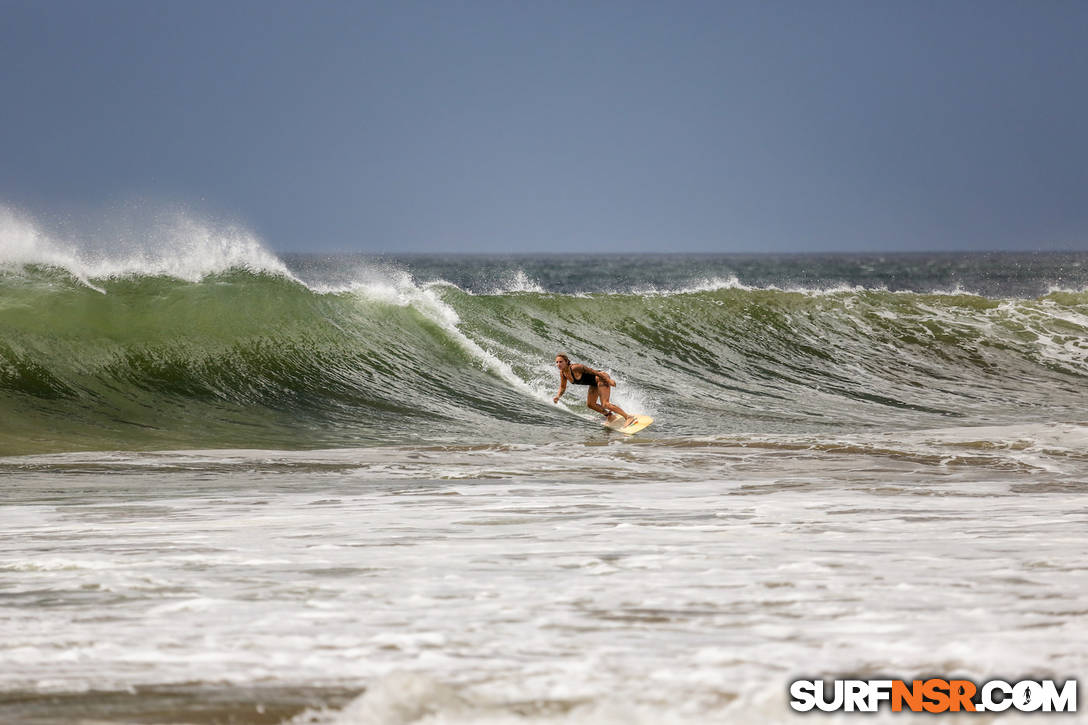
295, 671, 723, 724
624, 276, 890, 298
1044, 283, 1088, 296
0, 203, 294, 286
2, 430, 1085, 721
486, 269, 547, 295
0, 206, 105, 291
623, 277, 1019, 299
625, 275, 751, 296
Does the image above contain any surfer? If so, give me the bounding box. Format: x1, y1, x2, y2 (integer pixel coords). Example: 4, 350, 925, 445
553, 353, 635, 425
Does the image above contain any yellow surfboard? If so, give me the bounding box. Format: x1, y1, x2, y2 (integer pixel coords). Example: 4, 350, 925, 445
603, 414, 654, 435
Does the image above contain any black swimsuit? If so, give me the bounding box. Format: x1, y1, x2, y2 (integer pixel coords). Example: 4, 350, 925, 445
570, 366, 599, 386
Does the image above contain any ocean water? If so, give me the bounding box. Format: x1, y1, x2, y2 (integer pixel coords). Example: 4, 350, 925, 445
1, 216, 1087, 723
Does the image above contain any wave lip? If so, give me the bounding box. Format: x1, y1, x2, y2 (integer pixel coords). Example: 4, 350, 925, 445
0, 205, 295, 288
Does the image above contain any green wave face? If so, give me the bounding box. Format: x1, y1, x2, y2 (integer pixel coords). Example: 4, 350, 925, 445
0, 268, 483, 453
4, 262, 1088, 455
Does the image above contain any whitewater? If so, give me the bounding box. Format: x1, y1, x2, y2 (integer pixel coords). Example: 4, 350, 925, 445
1, 210, 1086, 723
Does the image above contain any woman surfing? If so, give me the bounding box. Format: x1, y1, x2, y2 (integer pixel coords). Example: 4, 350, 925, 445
552, 353, 636, 426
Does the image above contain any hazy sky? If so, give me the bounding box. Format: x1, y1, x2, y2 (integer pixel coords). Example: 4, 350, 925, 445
2, 0, 1087, 253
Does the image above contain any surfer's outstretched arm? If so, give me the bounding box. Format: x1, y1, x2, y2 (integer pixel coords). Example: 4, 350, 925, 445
553, 376, 567, 404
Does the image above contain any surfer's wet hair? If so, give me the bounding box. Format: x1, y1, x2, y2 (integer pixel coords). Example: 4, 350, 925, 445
555, 352, 571, 364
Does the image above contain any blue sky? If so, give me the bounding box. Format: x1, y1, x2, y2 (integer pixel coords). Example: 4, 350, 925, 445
2, 0, 1086, 253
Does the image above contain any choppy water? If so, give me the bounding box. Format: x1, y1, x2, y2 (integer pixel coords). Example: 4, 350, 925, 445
2, 212, 1087, 722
